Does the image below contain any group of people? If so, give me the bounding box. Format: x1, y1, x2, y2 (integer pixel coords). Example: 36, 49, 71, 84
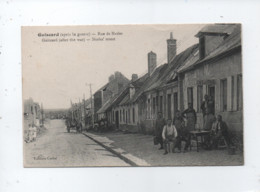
154, 94, 232, 155
25, 124, 37, 143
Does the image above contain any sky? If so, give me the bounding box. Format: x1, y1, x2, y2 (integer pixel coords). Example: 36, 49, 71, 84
22, 24, 205, 109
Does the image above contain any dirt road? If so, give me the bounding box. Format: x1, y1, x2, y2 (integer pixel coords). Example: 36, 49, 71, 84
24, 119, 129, 167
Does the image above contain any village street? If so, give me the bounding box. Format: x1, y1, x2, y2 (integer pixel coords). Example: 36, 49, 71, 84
24, 119, 243, 167
24, 120, 129, 167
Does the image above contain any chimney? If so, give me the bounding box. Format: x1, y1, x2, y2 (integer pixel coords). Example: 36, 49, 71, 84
114, 71, 121, 79
131, 74, 138, 82
129, 84, 135, 99
108, 74, 115, 82
167, 32, 177, 63
148, 51, 157, 76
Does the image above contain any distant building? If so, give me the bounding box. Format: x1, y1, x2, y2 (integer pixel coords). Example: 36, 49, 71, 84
94, 71, 129, 121
24, 98, 44, 130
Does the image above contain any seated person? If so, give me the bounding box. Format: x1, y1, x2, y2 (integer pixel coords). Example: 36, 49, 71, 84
162, 119, 178, 155
173, 111, 190, 153
210, 115, 232, 149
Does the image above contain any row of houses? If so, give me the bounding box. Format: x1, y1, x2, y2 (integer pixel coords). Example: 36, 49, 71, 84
68, 71, 130, 130
73, 24, 243, 135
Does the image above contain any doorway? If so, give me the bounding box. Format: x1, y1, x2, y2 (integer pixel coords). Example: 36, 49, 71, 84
208, 85, 215, 114
173, 92, 178, 115
208, 86, 215, 101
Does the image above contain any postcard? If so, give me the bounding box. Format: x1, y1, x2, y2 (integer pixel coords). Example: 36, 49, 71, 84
22, 24, 243, 167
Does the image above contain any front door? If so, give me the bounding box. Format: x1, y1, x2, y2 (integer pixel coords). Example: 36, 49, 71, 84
173, 92, 178, 115
208, 86, 215, 101
208, 85, 215, 114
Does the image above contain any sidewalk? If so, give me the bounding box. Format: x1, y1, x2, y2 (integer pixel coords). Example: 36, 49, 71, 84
83, 131, 244, 166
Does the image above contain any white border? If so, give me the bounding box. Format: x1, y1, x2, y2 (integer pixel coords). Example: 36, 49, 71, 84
0, 1, 260, 192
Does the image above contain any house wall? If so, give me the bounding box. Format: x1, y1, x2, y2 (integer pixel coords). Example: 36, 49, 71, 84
135, 83, 178, 135
181, 51, 242, 132
113, 103, 139, 133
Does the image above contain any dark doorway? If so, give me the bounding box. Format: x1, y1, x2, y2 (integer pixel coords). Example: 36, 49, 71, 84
208, 85, 215, 113
115, 111, 119, 128
173, 92, 178, 115
208, 86, 215, 101
167, 94, 172, 120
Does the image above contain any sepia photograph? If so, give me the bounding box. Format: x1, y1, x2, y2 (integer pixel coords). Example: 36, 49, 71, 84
22, 24, 243, 167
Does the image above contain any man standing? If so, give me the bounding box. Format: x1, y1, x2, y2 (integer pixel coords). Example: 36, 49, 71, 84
173, 110, 184, 133
162, 119, 178, 155
173, 111, 189, 153
182, 103, 197, 131
201, 94, 209, 117
155, 112, 165, 150
207, 95, 215, 115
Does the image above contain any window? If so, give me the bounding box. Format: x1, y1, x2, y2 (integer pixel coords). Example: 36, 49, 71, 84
221, 79, 227, 111
120, 110, 122, 122
159, 96, 163, 113
132, 108, 135, 123
197, 85, 203, 112
237, 74, 243, 110
152, 97, 156, 116
147, 99, 151, 119
156, 96, 159, 116
174, 92, 178, 115
231, 76, 234, 110
112, 111, 114, 122
31, 106, 33, 114
123, 109, 125, 122
128, 109, 131, 123
167, 94, 172, 119
199, 36, 205, 59
187, 87, 193, 106
125, 110, 128, 123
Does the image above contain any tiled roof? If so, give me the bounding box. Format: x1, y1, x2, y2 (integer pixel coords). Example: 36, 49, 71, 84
94, 83, 109, 94
96, 94, 119, 114
146, 44, 199, 92
100, 73, 149, 112
195, 24, 238, 37
128, 43, 199, 99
